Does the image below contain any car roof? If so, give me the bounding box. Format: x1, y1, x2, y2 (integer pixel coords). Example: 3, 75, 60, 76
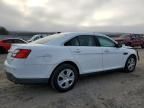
60, 32, 106, 36
58, 32, 110, 40
31, 32, 114, 45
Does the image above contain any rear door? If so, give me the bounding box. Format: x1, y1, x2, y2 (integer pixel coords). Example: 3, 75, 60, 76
65, 35, 103, 74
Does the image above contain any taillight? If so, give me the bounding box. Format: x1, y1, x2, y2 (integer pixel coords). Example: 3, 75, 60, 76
12, 49, 31, 59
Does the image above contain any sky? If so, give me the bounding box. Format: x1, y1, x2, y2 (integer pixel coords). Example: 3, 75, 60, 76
0, 0, 144, 33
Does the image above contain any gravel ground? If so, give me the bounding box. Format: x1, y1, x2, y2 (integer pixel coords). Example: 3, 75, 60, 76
0, 49, 144, 108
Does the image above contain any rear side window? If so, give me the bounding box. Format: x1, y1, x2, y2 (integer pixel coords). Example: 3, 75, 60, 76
33, 36, 40, 41
40, 36, 43, 38
97, 36, 115, 47
78, 35, 97, 46
135, 35, 143, 39
65, 35, 98, 46
64, 37, 79, 46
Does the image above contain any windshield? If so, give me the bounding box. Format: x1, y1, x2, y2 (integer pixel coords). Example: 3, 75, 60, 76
31, 33, 64, 44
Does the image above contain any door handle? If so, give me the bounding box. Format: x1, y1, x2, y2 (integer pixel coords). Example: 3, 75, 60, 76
123, 52, 128, 55
104, 50, 110, 53
73, 49, 81, 53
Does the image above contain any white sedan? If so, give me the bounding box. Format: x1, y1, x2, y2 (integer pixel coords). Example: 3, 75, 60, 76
28, 34, 48, 42
4, 32, 138, 92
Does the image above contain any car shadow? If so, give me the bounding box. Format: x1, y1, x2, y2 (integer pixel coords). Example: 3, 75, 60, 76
15, 69, 124, 93
79, 69, 123, 80
3, 68, 141, 96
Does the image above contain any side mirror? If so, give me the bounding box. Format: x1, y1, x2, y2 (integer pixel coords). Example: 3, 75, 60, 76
115, 43, 122, 48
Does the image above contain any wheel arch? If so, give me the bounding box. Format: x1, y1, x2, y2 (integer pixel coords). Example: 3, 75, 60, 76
129, 54, 137, 60
125, 54, 137, 66
124, 54, 137, 72
49, 60, 80, 80
0, 46, 6, 53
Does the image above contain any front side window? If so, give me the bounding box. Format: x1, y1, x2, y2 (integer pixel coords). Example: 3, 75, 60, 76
97, 36, 115, 47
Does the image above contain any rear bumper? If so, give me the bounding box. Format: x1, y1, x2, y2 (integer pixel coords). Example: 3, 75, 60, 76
4, 60, 54, 84
5, 72, 49, 84
4, 60, 55, 79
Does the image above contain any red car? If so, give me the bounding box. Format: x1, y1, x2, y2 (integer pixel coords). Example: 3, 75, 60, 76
114, 34, 144, 48
0, 38, 27, 54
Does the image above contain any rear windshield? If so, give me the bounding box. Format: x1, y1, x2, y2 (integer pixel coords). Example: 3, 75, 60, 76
31, 33, 64, 44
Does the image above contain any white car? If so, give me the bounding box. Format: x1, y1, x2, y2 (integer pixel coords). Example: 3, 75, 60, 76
4, 32, 138, 92
28, 34, 48, 42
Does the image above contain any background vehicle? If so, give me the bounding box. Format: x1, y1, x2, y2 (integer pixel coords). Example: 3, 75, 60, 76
28, 34, 48, 42
5, 32, 138, 92
114, 34, 144, 48
0, 38, 27, 54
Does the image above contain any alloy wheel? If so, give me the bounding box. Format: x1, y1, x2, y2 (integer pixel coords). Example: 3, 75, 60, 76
57, 69, 75, 89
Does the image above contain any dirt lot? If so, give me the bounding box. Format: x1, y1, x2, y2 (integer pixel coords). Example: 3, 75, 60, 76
0, 50, 144, 108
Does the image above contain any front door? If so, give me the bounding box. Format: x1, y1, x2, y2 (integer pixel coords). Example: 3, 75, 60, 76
97, 36, 124, 70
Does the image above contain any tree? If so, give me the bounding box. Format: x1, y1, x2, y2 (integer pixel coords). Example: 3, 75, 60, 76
0, 27, 9, 35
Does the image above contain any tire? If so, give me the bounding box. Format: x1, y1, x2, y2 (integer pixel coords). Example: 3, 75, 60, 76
0, 47, 5, 54
127, 42, 132, 47
141, 44, 144, 49
50, 64, 79, 92
124, 55, 137, 73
